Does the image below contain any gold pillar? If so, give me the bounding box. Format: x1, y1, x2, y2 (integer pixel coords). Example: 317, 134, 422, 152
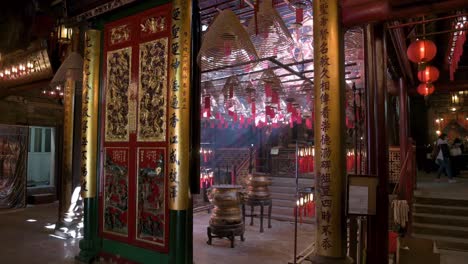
80, 30, 101, 198
57, 28, 79, 228
58, 73, 75, 220
311, 0, 349, 262
168, 0, 192, 210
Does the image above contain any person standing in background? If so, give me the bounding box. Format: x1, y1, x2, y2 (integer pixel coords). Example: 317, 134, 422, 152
451, 138, 463, 176
436, 133, 456, 183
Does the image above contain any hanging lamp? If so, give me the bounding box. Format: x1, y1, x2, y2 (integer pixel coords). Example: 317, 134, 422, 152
246, 0, 294, 58
407, 39, 437, 64
407, 17, 437, 64
198, 10, 259, 72
417, 83, 435, 96
417, 65, 440, 83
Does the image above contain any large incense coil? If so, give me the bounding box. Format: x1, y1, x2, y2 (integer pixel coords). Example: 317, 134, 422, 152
198, 9, 259, 72
247, 0, 294, 59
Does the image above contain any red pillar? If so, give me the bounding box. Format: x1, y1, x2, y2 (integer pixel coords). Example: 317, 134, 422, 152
365, 23, 389, 264
399, 78, 408, 199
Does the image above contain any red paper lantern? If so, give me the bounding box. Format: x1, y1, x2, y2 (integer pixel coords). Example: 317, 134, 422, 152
407, 39, 437, 63
417, 65, 440, 83
417, 83, 435, 96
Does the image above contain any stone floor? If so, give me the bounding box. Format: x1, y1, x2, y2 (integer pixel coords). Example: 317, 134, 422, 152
5, 171, 465, 264
0, 202, 80, 264
415, 170, 468, 199
193, 211, 315, 264
0, 202, 315, 264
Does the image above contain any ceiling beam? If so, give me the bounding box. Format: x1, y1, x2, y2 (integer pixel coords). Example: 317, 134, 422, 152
0, 78, 51, 99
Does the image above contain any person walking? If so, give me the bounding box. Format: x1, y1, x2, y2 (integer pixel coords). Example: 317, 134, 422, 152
435, 133, 456, 183
451, 138, 463, 177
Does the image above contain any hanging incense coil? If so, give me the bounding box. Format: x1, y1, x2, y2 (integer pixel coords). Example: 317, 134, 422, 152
247, 0, 294, 59
222, 76, 240, 101
260, 69, 283, 91
198, 9, 259, 72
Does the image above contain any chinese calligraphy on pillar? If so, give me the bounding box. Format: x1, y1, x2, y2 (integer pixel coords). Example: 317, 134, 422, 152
80, 30, 101, 198
313, 0, 346, 258
168, 0, 192, 210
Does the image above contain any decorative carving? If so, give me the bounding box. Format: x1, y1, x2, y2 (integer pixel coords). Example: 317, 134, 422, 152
103, 148, 129, 235
105, 47, 131, 142
141, 16, 166, 34
70, 0, 138, 23
389, 147, 400, 184
136, 148, 166, 245
138, 38, 168, 142
110, 25, 131, 45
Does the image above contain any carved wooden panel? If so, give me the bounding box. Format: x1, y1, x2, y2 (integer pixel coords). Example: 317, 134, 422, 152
389, 147, 400, 184
101, 4, 172, 253
110, 24, 131, 46
105, 47, 131, 142
137, 38, 168, 142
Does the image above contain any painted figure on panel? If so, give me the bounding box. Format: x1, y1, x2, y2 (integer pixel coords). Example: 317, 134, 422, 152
104, 153, 129, 234
137, 149, 165, 242
0, 127, 27, 209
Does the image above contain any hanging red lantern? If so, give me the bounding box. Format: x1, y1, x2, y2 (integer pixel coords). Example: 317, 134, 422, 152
407, 39, 437, 64
417, 65, 440, 83
417, 83, 435, 96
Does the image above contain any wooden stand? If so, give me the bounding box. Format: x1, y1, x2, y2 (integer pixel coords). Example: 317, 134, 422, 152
206, 223, 245, 248
242, 198, 272, 233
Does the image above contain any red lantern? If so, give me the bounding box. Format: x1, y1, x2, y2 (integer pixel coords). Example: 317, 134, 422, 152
417, 65, 440, 83
417, 83, 435, 96
407, 39, 437, 63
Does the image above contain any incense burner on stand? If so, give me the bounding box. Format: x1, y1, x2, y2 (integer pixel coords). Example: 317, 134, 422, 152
206, 185, 245, 248
242, 172, 273, 232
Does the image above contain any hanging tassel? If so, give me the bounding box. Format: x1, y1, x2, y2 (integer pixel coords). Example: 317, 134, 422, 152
229, 86, 234, 99
306, 118, 312, 129
287, 102, 293, 113
296, 8, 304, 24
254, 0, 259, 35
272, 91, 279, 104
265, 83, 272, 98
297, 110, 302, 124
224, 39, 232, 57
204, 95, 211, 117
